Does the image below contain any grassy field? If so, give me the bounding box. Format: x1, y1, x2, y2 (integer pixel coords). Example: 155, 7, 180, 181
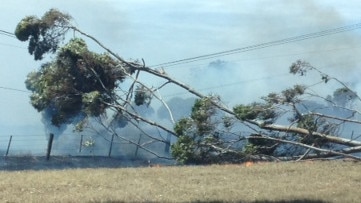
0, 160, 360, 203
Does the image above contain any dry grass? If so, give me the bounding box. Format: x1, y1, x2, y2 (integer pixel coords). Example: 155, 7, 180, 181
0, 160, 360, 202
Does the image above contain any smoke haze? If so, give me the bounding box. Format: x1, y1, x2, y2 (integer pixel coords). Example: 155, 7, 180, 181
1, 1, 361, 157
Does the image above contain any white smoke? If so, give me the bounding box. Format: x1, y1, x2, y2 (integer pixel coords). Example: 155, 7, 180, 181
6, 1, 361, 158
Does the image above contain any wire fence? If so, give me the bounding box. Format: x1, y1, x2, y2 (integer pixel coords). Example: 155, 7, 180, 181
0, 133, 172, 159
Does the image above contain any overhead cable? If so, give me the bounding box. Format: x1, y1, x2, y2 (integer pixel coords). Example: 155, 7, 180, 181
0, 86, 30, 93
150, 23, 361, 68
0, 30, 16, 38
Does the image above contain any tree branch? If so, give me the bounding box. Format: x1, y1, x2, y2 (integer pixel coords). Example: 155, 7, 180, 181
105, 102, 177, 137
310, 112, 361, 125
96, 117, 173, 160
246, 119, 361, 147
250, 135, 361, 161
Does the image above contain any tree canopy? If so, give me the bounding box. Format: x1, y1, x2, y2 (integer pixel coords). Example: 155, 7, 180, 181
15, 9, 72, 60
25, 38, 133, 126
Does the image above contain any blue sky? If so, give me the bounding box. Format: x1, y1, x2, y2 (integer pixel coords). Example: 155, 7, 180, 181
1, 0, 361, 137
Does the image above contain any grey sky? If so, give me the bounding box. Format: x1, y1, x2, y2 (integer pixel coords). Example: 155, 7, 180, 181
1, 0, 361, 136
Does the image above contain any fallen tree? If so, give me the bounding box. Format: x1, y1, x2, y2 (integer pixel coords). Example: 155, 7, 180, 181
15, 9, 361, 163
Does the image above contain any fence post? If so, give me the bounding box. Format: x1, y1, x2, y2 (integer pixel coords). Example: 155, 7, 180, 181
79, 134, 83, 153
134, 134, 142, 158
108, 134, 115, 157
46, 133, 54, 160
164, 133, 171, 153
5, 135, 12, 157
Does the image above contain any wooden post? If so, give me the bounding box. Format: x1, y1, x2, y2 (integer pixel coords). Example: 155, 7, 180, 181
134, 134, 142, 158
5, 135, 12, 157
164, 133, 171, 153
108, 134, 115, 157
46, 133, 54, 161
79, 134, 83, 153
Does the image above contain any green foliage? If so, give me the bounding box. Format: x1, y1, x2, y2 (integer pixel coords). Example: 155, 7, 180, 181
287, 114, 328, 147
261, 85, 305, 105
233, 103, 276, 121
134, 85, 152, 106
172, 96, 239, 164
15, 9, 72, 60
171, 135, 198, 164
247, 134, 278, 155
74, 118, 87, 132
14, 16, 39, 41
281, 85, 306, 103
174, 118, 193, 136
191, 97, 217, 135
233, 104, 257, 120
191, 97, 215, 119
290, 60, 331, 84
25, 38, 130, 126
289, 60, 312, 76
243, 144, 259, 155
262, 92, 282, 104
297, 114, 317, 132
82, 91, 104, 116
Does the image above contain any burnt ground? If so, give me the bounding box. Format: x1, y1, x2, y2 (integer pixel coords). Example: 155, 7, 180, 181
0, 156, 176, 171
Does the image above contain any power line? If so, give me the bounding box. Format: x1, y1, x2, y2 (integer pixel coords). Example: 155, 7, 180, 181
0, 86, 30, 93
0, 29, 26, 49
0, 30, 16, 38
150, 23, 361, 68
161, 58, 357, 98
160, 45, 361, 71
162, 73, 290, 98
0, 33, 16, 38
0, 30, 15, 36
0, 23, 358, 96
